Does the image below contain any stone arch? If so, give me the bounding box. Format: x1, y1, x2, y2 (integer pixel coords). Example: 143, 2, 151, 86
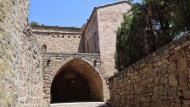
50, 58, 103, 103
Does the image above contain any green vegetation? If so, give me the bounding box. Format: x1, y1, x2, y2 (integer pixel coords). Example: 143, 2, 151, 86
116, 0, 190, 70
30, 21, 39, 27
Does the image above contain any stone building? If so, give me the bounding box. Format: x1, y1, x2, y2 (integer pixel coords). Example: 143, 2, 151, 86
2, 0, 190, 107
0, 0, 131, 106
32, 1, 131, 104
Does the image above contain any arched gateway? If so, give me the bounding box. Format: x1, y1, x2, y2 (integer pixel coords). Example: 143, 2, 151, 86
42, 53, 109, 103
50, 58, 103, 103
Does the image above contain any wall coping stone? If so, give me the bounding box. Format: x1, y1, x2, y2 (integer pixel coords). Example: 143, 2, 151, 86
43, 52, 100, 57
32, 31, 82, 35
31, 25, 81, 31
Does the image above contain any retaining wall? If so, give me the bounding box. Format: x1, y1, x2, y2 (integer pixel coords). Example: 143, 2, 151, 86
109, 33, 190, 107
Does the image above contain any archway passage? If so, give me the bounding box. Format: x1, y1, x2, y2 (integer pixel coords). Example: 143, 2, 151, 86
51, 59, 103, 103
51, 71, 91, 102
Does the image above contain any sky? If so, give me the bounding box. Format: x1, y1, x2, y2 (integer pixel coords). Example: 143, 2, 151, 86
29, 0, 119, 27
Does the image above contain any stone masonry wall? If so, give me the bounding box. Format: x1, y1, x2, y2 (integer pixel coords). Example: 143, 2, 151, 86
84, 11, 99, 53
0, 0, 47, 106
109, 33, 190, 107
42, 53, 109, 103
32, 26, 84, 53
97, 2, 131, 78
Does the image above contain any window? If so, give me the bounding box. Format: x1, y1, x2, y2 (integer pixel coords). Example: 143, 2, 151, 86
42, 44, 47, 52
87, 41, 90, 52
94, 32, 97, 49
47, 59, 51, 66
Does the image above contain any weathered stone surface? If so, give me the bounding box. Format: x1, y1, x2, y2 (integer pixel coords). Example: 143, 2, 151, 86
5, 0, 190, 106
42, 53, 109, 103
183, 100, 190, 107
32, 26, 84, 53
97, 3, 131, 78
29, 1, 131, 103
81, 2, 132, 80
169, 75, 178, 87
0, 0, 48, 106
0, 0, 131, 106
109, 33, 190, 107
183, 90, 190, 99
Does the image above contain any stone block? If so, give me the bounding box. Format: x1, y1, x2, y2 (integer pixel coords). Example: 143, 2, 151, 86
182, 41, 190, 48
183, 100, 190, 107
175, 45, 182, 51
178, 57, 187, 72
169, 75, 178, 87
183, 90, 190, 99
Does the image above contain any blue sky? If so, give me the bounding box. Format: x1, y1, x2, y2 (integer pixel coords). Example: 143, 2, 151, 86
29, 0, 119, 27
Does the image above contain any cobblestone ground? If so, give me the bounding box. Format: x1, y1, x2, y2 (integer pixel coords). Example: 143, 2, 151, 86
50, 102, 111, 107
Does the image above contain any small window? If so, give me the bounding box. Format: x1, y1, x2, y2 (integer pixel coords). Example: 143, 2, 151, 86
47, 59, 51, 66
42, 44, 47, 52
87, 41, 90, 52
94, 59, 97, 67
94, 32, 97, 49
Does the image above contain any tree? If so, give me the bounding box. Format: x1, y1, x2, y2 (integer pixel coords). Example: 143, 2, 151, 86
30, 21, 39, 27
115, 0, 190, 70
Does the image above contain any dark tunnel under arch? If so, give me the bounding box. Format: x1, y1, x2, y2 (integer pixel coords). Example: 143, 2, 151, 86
51, 58, 103, 103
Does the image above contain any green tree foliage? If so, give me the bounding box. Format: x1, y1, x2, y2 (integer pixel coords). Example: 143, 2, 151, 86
116, 15, 135, 70
115, 0, 190, 70
30, 21, 39, 27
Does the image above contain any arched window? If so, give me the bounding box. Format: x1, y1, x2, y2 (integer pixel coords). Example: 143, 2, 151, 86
42, 44, 47, 52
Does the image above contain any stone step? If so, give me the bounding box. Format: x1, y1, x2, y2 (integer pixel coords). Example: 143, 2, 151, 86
50, 102, 111, 107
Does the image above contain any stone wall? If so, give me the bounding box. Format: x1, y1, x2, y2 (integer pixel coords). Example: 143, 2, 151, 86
109, 33, 190, 107
83, 11, 99, 53
32, 26, 84, 53
0, 0, 47, 106
42, 52, 109, 103
97, 2, 131, 78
